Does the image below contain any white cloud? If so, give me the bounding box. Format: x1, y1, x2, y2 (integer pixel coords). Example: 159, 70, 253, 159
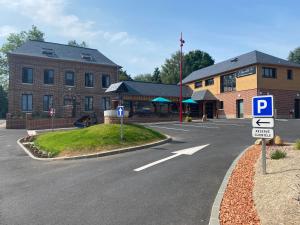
0, 0, 136, 44
0, 25, 17, 37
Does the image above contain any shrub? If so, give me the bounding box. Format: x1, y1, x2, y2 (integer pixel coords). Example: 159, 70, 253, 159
294, 139, 300, 150
270, 150, 287, 160
185, 116, 192, 122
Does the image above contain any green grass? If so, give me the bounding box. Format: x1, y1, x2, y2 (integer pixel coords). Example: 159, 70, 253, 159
34, 124, 165, 157
294, 139, 300, 150
270, 150, 287, 160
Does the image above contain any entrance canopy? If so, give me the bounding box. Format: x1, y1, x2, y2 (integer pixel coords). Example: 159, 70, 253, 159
191, 90, 217, 101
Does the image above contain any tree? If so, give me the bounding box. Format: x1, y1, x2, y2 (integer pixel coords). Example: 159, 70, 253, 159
68, 40, 88, 48
152, 67, 161, 83
160, 50, 214, 84
0, 25, 45, 89
119, 69, 133, 81
288, 47, 300, 64
134, 73, 153, 82
0, 85, 8, 118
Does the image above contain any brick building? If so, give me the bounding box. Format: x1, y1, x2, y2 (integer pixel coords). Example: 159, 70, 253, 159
182, 50, 300, 119
7, 40, 119, 126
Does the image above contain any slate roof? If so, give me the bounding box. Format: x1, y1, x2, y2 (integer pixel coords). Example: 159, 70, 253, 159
106, 80, 192, 98
182, 50, 300, 84
191, 90, 217, 101
10, 40, 119, 67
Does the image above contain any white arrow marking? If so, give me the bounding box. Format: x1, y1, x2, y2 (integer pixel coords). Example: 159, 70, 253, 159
134, 144, 210, 172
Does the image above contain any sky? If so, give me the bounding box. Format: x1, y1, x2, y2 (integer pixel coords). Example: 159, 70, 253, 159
0, 0, 299, 77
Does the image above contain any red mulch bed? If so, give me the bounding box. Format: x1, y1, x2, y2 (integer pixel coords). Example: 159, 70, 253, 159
220, 145, 261, 225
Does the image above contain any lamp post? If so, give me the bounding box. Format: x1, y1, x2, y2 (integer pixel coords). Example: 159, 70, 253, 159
179, 32, 185, 123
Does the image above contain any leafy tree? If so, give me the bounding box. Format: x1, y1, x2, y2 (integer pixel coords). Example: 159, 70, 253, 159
119, 69, 133, 81
160, 50, 214, 84
134, 73, 153, 82
288, 47, 300, 64
0, 25, 45, 89
184, 50, 214, 76
160, 51, 181, 84
68, 40, 88, 48
0, 85, 8, 118
152, 67, 161, 83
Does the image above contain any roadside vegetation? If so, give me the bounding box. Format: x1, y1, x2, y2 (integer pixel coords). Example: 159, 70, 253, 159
34, 124, 165, 157
294, 139, 300, 150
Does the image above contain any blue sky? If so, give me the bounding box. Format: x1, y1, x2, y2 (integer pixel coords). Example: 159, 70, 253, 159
0, 0, 299, 77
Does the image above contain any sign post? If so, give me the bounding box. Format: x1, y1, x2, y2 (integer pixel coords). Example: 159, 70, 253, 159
49, 108, 55, 132
252, 95, 274, 175
117, 106, 124, 141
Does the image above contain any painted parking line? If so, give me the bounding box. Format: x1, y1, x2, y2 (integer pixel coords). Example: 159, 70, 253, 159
207, 122, 245, 127
172, 124, 220, 129
148, 125, 190, 132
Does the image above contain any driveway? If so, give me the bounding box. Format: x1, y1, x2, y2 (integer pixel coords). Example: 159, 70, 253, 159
0, 119, 299, 225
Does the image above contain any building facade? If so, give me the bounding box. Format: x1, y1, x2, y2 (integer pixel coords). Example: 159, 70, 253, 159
8, 40, 119, 124
182, 51, 300, 119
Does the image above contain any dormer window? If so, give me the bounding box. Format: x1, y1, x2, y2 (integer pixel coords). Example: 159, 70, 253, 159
42, 48, 55, 57
81, 53, 94, 61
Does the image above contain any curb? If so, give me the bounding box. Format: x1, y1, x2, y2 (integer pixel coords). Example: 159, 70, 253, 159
208, 145, 252, 225
17, 135, 172, 161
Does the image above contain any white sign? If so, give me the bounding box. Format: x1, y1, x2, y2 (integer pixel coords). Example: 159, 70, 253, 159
252, 128, 274, 139
252, 118, 274, 128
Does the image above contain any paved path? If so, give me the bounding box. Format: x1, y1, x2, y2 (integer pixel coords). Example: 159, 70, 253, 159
0, 119, 299, 225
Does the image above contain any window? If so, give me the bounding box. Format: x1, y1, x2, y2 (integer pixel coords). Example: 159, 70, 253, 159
102, 97, 111, 110
44, 69, 54, 84
102, 74, 110, 88
85, 96, 93, 111
43, 95, 53, 111
221, 73, 236, 92
205, 78, 214, 86
65, 71, 75, 86
64, 96, 72, 106
194, 81, 202, 88
85, 73, 94, 87
262, 67, 277, 78
22, 67, 33, 84
287, 69, 293, 80
21, 94, 32, 111
219, 101, 224, 109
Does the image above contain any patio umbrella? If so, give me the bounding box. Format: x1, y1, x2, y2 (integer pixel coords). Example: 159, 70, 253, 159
151, 97, 171, 103
182, 98, 197, 104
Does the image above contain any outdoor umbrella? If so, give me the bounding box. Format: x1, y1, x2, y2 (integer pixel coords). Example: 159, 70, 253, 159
151, 97, 172, 113
151, 97, 171, 103
182, 98, 197, 104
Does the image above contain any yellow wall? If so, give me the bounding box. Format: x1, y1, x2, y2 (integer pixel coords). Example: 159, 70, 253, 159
257, 65, 300, 90
187, 65, 258, 94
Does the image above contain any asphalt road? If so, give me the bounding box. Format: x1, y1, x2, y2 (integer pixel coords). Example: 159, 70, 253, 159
1, 119, 300, 225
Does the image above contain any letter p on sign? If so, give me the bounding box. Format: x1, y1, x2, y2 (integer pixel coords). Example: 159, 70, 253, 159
252, 95, 274, 117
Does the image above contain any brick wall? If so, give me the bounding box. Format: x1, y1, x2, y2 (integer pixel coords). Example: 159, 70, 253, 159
216, 89, 258, 118
8, 54, 118, 119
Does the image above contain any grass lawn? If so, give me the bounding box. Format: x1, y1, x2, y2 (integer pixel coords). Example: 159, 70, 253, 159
34, 124, 165, 157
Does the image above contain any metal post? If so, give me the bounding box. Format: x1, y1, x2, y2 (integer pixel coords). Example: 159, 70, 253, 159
179, 32, 184, 124
120, 116, 123, 141
51, 115, 54, 132
262, 138, 266, 174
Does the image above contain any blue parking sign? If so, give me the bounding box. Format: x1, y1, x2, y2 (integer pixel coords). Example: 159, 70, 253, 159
252, 95, 273, 117
117, 106, 124, 117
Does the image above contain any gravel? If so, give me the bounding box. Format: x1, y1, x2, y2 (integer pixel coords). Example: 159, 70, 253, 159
254, 145, 300, 225
220, 145, 261, 225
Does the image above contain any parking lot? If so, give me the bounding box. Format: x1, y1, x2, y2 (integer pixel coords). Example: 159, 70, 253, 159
1, 119, 300, 225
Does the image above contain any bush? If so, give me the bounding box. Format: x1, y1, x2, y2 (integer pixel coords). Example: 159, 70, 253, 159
270, 150, 287, 160
185, 116, 192, 122
294, 139, 300, 150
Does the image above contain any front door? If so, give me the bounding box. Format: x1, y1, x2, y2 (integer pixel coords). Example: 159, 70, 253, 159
295, 99, 300, 118
236, 99, 244, 118
205, 102, 214, 118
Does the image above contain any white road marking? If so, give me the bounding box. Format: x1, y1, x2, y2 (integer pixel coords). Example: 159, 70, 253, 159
172, 124, 219, 129
134, 144, 210, 172
148, 125, 189, 132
